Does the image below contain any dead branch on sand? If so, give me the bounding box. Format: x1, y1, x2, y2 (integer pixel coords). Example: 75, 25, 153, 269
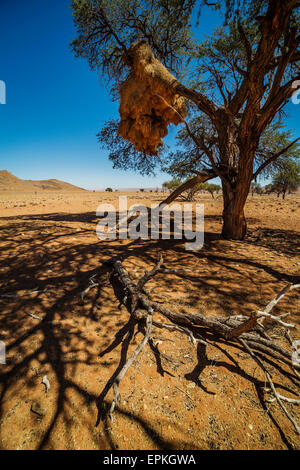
94, 256, 300, 433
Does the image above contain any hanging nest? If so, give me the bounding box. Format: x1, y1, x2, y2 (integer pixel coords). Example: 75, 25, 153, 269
118, 41, 186, 155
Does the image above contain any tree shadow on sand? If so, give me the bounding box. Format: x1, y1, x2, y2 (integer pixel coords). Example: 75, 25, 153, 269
0, 211, 299, 449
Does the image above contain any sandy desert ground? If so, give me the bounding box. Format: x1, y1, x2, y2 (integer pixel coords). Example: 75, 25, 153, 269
0, 188, 299, 450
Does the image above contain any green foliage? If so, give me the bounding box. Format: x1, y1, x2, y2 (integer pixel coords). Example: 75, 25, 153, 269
263, 183, 274, 194
162, 179, 220, 200
162, 178, 182, 191
204, 183, 221, 197
191, 182, 221, 198
72, 1, 299, 181
105, 187, 113, 191
254, 122, 300, 179
250, 182, 263, 195
97, 119, 161, 175
71, 0, 196, 94
271, 160, 300, 199
71, 1, 298, 99
161, 117, 299, 184
71, 0, 300, 238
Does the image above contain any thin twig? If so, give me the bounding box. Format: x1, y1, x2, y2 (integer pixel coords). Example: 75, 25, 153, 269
174, 385, 195, 402
261, 284, 300, 316
257, 310, 295, 329
26, 312, 42, 320
109, 311, 153, 420
81, 282, 99, 301
239, 338, 300, 435
266, 395, 300, 405
0, 288, 47, 298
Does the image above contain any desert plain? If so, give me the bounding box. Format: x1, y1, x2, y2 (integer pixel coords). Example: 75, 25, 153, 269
0, 182, 299, 450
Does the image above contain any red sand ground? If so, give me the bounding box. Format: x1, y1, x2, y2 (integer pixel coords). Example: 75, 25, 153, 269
0, 190, 299, 450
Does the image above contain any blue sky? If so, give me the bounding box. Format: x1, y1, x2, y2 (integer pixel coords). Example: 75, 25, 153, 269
0, 1, 299, 190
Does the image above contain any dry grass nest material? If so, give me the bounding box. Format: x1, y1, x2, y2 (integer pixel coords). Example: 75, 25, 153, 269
118, 41, 186, 155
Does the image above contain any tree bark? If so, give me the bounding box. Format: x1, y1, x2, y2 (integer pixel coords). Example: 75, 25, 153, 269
159, 170, 216, 206
221, 181, 249, 240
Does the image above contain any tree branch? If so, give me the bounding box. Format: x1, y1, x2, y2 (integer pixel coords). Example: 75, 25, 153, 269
98, 255, 300, 434
253, 137, 300, 179
159, 171, 216, 206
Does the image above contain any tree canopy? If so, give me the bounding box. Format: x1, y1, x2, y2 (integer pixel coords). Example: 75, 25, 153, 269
271, 159, 300, 199
71, 0, 300, 239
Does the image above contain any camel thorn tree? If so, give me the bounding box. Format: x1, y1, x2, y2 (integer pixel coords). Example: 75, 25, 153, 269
71, 0, 300, 240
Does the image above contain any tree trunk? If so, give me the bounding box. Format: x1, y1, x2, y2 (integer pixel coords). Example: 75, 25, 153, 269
221, 181, 248, 240
215, 112, 250, 240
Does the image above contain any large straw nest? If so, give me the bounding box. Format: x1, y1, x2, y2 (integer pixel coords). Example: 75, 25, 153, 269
118, 41, 186, 155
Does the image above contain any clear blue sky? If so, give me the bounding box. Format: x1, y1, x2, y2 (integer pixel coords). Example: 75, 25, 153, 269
0, 1, 299, 190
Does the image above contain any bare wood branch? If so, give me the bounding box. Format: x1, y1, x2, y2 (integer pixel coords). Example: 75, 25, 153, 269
261, 283, 300, 315
225, 311, 257, 339
253, 138, 300, 180
266, 395, 300, 405
104, 257, 300, 431
257, 310, 296, 329
26, 312, 43, 320
109, 311, 153, 420
0, 288, 47, 298
81, 282, 99, 301
136, 255, 164, 292
239, 338, 300, 435
159, 171, 216, 206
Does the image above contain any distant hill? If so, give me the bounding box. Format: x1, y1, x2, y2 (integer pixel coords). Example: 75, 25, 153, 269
0, 170, 85, 191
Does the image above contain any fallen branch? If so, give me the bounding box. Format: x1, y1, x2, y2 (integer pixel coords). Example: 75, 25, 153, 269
26, 312, 42, 320
81, 282, 99, 301
100, 256, 300, 434
174, 385, 195, 402
0, 288, 47, 298
259, 284, 300, 316
109, 311, 153, 420
239, 338, 300, 435
257, 310, 296, 329
266, 395, 300, 405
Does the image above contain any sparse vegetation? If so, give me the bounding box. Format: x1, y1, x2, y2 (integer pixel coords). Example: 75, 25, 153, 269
67, 1, 300, 445
271, 160, 300, 199
251, 182, 264, 196
76, 0, 300, 239
1, 0, 299, 453
0, 182, 300, 450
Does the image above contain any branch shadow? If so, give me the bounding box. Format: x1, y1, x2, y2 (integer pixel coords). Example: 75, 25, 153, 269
0, 209, 299, 449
